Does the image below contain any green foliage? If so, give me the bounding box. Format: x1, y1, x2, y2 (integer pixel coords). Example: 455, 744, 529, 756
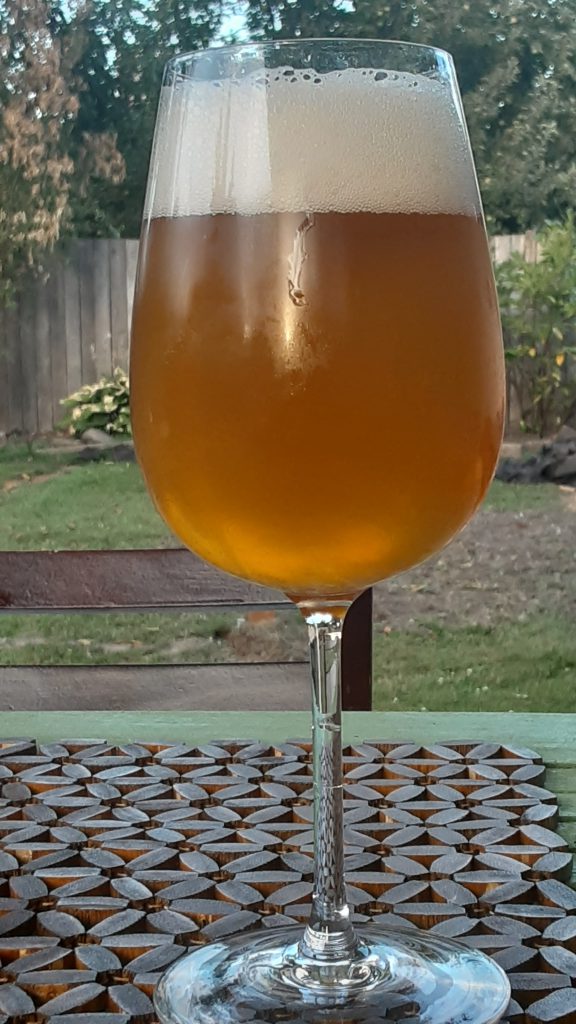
60, 368, 131, 437
0, 0, 77, 302
65, 0, 223, 237
244, 0, 576, 233
4, 0, 576, 255
496, 214, 576, 436
0, 0, 222, 259
0, 0, 126, 302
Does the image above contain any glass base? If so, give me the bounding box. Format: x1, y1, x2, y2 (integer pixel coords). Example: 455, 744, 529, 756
154, 924, 511, 1024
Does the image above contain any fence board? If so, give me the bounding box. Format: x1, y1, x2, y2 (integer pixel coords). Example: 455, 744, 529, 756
110, 238, 129, 371
78, 239, 97, 384
18, 292, 39, 436
524, 230, 540, 263
50, 260, 68, 428
4, 301, 23, 435
0, 306, 9, 435
92, 240, 112, 379
64, 252, 82, 398
0, 232, 539, 437
35, 278, 53, 434
125, 239, 139, 347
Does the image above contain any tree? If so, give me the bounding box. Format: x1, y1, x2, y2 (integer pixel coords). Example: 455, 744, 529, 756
0, 0, 124, 302
67, 0, 223, 238
243, 0, 576, 233
0, 0, 77, 302
0, 0, 222, 287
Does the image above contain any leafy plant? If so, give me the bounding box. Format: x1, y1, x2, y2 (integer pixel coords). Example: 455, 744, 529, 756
60, 368, 131, 437
496, 213, 576, 437
245, 0, 576, 233
0, 0, 125, 304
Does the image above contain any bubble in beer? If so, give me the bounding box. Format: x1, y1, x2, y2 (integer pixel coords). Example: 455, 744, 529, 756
148, 66, 479, 219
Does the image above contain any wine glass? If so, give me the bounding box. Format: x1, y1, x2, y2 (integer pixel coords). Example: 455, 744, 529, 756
130, 39, 509, 1024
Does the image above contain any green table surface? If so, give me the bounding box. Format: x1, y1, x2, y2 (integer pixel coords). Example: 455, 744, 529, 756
2, 710, 575, 876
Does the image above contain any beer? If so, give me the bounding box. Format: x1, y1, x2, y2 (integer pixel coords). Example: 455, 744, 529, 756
131, 69, 504, 599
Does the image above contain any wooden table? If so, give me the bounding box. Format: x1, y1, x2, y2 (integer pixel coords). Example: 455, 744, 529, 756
1, 709, 575, 1023
3, 710, 575, 874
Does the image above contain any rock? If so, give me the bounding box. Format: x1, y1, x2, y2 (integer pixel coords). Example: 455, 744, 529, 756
554, 424, 576, 444
546, 454, 576, 482
81, 427, 117, 447
496, 456, 550, 484
73, 443, 135, 464
497, 428, 576, 487
500, 442, 524, 459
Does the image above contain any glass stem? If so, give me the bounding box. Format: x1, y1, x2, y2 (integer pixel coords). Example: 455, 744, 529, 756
298, 607, 358, 962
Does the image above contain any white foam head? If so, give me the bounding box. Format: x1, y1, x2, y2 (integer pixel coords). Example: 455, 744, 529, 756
147, 67, 480, 218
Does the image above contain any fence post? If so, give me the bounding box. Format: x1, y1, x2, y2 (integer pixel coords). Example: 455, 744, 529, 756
341, 589, 373, 711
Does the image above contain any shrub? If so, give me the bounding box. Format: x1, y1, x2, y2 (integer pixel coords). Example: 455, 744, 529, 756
60, 368, 131, 437
496, 213, 576, 436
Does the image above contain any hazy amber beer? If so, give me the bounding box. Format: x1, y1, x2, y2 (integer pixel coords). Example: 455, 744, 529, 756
131, 69, 504, 599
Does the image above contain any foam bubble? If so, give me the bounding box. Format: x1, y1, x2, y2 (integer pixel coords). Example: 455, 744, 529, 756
147, 67, 480, 218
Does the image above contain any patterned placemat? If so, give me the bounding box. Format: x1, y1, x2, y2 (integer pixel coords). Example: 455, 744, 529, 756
0, 737, 574, 1023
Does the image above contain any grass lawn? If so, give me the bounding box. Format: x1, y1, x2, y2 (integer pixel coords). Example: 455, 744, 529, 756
0, 445, 305, 669
0, 450, 173, 550
0, 441, 574, 713
0, 443, 69, 488
0, 443, 560, 548
483, 478, 560, 511
372, 617, 576, 713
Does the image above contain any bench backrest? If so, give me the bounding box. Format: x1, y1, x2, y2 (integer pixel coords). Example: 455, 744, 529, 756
0, 550, 372, 710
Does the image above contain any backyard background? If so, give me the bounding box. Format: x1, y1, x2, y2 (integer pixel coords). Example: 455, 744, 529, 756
0, 234, 537, 439
1, 0, 576, 712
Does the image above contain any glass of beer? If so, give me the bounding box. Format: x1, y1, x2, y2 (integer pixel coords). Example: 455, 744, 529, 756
131, 39, 509, 1024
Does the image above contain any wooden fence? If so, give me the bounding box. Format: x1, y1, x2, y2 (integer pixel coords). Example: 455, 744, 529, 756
0, 232, 537, 437
490, 231, 539, 264
0, 239, 139, 437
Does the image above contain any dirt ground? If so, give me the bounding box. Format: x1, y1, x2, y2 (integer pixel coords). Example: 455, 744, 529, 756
373, 491, 576, 629
197, 486, 576, 668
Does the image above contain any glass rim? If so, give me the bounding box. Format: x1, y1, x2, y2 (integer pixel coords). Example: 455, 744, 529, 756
165, 37, 454, 74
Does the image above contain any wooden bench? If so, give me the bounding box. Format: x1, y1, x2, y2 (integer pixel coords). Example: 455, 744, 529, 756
0, 549, 372, 711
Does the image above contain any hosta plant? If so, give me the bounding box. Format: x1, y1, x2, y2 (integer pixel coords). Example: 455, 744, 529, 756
60, 368, 131, 437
